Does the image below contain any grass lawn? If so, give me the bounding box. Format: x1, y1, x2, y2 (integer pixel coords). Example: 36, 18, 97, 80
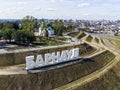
86, 35, 93, 42
110, 36, 120, 39
34, 37, 66, 46
109, 39, 120, 49
68, 32, 80, 37
7, 38, 66, 50
77, 32, 86, 39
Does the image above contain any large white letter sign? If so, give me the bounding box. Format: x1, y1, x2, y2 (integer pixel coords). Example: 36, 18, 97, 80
25, 48, 80, 70
26, 56, 36, 70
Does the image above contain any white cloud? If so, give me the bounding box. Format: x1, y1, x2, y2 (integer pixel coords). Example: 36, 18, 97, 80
46, 8, 57, 11
33, 7, 41, 11
82, 13, 90, 16
48, 0, 63, 3
17, 1, 27, 5
78, 3, 90, 7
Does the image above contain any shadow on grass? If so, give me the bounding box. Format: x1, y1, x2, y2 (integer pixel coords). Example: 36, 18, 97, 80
82, 58, 96, 62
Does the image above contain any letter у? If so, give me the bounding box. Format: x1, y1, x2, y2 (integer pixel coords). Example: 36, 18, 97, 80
26, 56, 36, 70
66, 50, 73, 60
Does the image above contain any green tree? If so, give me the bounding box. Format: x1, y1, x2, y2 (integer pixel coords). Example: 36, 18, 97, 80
15, 30, 26, 43
15, 30, 35, 44
1, 29, 15, 42
0, 23, 3, 30
51, 20, 64, 35
2, 22, 14, 30
0, 23, 3, 39
26, 31, 35, 43
21, 15, 37, 32
45, 29, 49, 39
1, 22, 19, 42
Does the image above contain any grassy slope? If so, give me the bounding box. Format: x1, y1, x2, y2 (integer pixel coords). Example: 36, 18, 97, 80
77, 32, 86, 39
68, 32, 80, 37
75, 61, 120, 90
110, 36, 120, 39
75, 46, 120, 90
109, 40, 120, 49
75, 70, 120, 90
0, 43, 95, 67
86, 35, 93, 42
0, 51, 115, 90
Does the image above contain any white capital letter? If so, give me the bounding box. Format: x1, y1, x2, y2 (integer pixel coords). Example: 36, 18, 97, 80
72, 48, 79, 58
36, 55, 45, 67
60, 51, 67, 62
26, 56, 36, 70
52, 52, 60, 63
45, 53, 52, 65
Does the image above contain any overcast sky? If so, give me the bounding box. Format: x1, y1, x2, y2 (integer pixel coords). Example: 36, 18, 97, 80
0, 0, 120, 20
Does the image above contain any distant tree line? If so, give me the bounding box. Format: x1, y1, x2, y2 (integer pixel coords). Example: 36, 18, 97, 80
0, 15, 77, 44
0, 16, 36, 44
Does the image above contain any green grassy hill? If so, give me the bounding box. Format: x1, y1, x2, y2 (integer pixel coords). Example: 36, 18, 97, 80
75, 64, 120, 90
0, 51, 115, 90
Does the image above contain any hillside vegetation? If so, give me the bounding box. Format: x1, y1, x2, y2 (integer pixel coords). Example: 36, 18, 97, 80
75, 63, 120, 90
0, 43, 95, 67
68, 32, 80, 37
77, 32, 86, 39
86, 35, 93, 42
109, 39, 120, 49
0, 51, 115, 90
